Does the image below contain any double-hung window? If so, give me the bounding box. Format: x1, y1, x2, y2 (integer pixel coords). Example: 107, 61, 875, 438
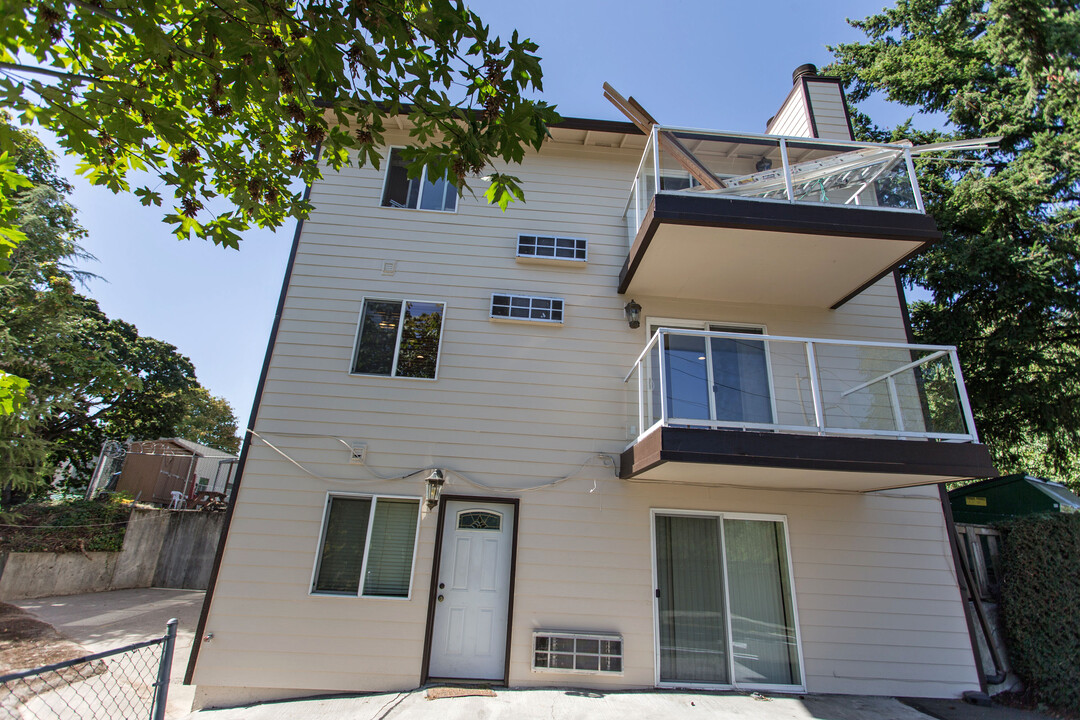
312, 494, 421, 598
380, 147, 457, 212
351, 299, 445, 379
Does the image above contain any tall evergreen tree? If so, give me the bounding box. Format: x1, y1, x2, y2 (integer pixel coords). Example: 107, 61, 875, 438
829, 0, 1080, 486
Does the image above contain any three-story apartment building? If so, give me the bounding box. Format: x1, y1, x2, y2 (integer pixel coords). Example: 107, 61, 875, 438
186, 66, 997, 709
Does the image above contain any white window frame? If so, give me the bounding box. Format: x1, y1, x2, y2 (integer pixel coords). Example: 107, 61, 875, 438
378, 145, 458, 213
515, 233, 589, 264
489, 293, 565, 324
309, 492, 423, 601
645, 317, 779, 426
349, 297, 446, 381
649, 509, 806, 693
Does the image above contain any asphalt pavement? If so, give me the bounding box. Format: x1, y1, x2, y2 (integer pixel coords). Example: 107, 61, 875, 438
14, 586, 204, 718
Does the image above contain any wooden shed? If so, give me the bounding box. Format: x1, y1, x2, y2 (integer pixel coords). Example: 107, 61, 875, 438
113, 438, 237, 506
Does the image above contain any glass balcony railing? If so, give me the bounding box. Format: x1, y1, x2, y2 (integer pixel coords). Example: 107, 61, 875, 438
624, 126, 926, 240
624, 329, 978, 445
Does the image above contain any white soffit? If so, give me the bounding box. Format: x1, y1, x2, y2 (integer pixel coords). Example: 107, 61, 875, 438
626, 224, 922, 307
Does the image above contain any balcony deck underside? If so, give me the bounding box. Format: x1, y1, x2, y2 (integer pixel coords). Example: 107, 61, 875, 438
619, 194, 940, 308
620, 427, 997, 493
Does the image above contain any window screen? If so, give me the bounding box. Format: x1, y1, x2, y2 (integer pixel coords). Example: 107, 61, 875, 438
313, 497, 372, 594
363, 499, 420, 596
313, 496, 420, 598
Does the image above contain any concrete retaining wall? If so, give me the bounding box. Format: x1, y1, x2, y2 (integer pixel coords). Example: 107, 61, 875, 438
0, 508, 224, 601
153, 511, 225, 590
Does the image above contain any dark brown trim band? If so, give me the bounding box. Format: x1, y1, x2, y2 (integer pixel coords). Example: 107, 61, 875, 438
554, 116, 642, 136
801, 76, 819, 138
183, 149, 320, 686
836, 80, 858, 142
894, 269, 917, 344
420, 494, 521, 687
620, 427, 997, 480
618, 193, 940, 295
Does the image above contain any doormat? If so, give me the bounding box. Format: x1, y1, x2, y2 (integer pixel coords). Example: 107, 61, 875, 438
426, 686, 497, 700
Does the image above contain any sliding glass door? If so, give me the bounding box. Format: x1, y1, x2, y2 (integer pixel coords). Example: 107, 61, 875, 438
654, 512, 802, 689
655, 515, 729, 683
648, 321, 774, 427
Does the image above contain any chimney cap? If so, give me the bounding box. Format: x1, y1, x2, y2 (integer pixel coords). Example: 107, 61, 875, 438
792, 63, 819, 83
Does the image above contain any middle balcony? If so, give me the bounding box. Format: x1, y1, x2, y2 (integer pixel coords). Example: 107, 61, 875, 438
619, 127, 941, 308
621, 328, 996, 492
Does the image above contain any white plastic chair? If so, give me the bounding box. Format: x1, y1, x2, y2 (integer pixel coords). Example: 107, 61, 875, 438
169, 491, 186, 510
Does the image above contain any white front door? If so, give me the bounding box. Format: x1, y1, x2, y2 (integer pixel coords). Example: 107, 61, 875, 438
428, 499, 515, 681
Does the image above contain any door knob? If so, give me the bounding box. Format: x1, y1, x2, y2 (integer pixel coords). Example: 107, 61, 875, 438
437, 595, 444, 602
439, 583, 445, 589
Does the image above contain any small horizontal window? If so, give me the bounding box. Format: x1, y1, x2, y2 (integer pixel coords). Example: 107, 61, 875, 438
490, 294, 564, 324
533, 632, 623, 674
313, 495, 420, 598
517, 235, 587, 262
380, 147, 457, 212
352, 299, 445, 379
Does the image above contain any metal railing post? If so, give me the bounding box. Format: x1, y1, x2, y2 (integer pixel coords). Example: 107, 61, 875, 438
949, 349, 979, 442
779, 138, 795, 203
804, 341, 825, 434
886, 377, 906, 434
651, 125, 661, 196
633, 178, 641, 238
904, 146, 925, 212
657, 331, 669, 425
151, 618, 178, 720
637, 362, 645, 439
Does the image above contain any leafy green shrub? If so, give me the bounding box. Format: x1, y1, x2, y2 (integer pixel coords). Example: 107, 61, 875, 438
999, 513, 1080, 714
0, 498, 133, 553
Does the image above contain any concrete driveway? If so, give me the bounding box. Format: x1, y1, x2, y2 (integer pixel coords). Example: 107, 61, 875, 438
14, 587, 205, 719
186, 688, 936, 720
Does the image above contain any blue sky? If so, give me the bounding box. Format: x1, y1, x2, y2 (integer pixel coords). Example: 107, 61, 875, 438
48, 0, 939, 431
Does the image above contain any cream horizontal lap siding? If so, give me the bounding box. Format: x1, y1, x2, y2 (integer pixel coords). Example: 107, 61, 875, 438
194, 467, 978, 700
805, 81, 855, 141
506, 480, 976, 698
767, 83, 812, 137
192, 130, 975, 702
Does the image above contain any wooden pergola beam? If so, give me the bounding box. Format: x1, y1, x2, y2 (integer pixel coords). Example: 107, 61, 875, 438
602, 82, 724, 191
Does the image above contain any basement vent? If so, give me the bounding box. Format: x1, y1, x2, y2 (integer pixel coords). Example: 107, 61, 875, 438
517, 234, 587, 263
490, 294, 564, 324
532, 632, 623, 675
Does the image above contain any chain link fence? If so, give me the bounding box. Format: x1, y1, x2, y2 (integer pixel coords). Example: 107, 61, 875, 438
0, 619, 177, 720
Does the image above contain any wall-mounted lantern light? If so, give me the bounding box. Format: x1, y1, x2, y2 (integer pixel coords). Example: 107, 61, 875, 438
424, 469, 446, 509
624, 300, 642, 329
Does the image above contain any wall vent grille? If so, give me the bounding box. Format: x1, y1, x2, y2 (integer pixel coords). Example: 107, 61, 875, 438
532, 632, 622, 675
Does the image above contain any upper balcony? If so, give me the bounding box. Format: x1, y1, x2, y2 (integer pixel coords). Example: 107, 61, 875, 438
621, 328, 997, 492
619, 126, 940, 308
